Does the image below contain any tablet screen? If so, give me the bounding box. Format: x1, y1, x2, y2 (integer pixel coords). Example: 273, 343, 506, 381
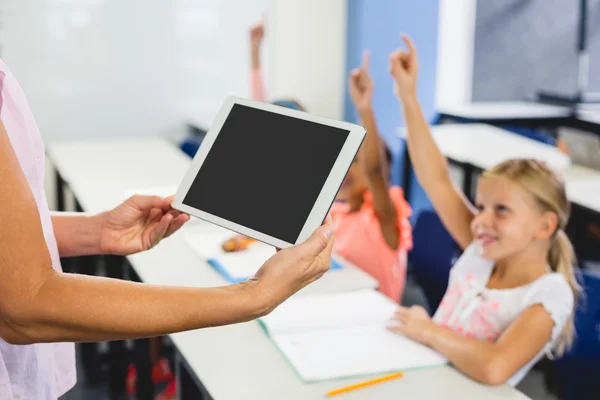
183, 104, 350, 243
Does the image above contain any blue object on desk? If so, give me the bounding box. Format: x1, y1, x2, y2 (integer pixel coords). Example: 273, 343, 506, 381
209, 257, 344, 284
555, 269, 600, 400
408, 211, 460, 314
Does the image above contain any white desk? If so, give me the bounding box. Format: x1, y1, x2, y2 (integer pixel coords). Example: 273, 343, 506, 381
426, 124, 571, 172
402, 123, 600, 215
437, 102, 600, 137
48, 137, 529, 400
47, 137, 191, 213
576, 110, 600, 127
438, 102, 572, 121
399, 123, 571, 198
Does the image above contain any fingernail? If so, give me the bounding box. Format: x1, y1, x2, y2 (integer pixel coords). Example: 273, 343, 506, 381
324, 226, 334, 239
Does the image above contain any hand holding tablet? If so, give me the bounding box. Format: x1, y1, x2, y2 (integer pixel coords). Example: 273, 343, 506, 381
173, 96, 365, 249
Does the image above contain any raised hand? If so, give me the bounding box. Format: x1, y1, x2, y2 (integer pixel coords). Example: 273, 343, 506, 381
389, 34, 419, 100
349, 51, 374, 112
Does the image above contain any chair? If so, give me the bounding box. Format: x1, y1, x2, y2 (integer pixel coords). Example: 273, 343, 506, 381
500, 125, 556, 146
408, 210, 460, 313
555, 268, 600, 400
180, 136, 203, 158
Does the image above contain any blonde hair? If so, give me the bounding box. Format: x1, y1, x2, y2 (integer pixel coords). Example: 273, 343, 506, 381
482, 159, 581, 356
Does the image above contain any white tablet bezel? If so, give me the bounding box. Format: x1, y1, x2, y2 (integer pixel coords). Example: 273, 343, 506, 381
172, 96, 365, 249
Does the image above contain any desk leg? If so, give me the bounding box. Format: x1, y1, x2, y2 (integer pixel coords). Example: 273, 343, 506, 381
106, 255, 127, 399
133, 338, 153, 400
175, 351, 211, 400
401, 141, 413, 202
55, 169, 65, 212
463, 164, 475, 201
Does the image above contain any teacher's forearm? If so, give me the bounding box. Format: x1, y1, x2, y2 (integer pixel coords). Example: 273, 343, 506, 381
2, 270, 267, 345
51, 212, 103, 257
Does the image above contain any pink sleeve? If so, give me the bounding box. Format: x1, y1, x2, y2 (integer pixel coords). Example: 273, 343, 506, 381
0, 70, 5, 112
250, 68, 267, 102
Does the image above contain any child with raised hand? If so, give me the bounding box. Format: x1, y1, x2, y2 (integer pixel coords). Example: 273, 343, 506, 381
386, 35, 580, 386
222, 47, 413, 303
248, 18, 304, 110
333, 50, 413, 302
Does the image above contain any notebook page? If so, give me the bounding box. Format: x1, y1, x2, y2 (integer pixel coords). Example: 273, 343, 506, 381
260, 289, 397, 334
272, 324, 447, 382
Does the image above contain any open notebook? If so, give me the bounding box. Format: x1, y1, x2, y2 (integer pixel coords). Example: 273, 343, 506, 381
259, 289, 447, 382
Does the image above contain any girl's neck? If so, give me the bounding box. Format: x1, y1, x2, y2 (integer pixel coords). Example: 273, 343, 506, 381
489, 244, 550, 289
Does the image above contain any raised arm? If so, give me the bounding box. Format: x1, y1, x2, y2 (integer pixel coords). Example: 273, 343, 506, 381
249, 20, 267, 102
389, 35, 474, 249
0, 120, 333, 345
348, 52, 399, 250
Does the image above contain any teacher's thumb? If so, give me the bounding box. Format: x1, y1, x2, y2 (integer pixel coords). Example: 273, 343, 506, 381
297, 222, 335, 257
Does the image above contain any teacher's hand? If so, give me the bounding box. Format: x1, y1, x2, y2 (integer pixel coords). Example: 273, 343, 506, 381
250, 222, 335, 313
98, 195, 190, 256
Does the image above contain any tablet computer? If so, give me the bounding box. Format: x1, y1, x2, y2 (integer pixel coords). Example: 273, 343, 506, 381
173, 96, 365, 249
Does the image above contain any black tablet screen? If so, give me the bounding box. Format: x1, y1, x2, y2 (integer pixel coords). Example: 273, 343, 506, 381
183, 104, 350, 243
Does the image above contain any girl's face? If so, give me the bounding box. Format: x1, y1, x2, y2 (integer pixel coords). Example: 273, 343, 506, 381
471, 176, 557, 260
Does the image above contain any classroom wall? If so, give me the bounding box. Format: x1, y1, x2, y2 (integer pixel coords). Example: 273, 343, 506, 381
0, 0, 275, 143
271, 0, 347, 120
0, 0, 346, 144
435, 0, 477, 108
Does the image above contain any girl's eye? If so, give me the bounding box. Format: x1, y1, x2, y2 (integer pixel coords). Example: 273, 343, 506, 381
495, 204, 509, 213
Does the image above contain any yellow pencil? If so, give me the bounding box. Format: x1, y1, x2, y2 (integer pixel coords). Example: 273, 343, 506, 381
326, 371, 404, 397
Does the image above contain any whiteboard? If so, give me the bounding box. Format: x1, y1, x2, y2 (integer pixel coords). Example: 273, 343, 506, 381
0, 0, 273, 142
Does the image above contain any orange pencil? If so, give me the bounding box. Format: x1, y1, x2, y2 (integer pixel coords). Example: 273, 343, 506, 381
326, 371, 404, 397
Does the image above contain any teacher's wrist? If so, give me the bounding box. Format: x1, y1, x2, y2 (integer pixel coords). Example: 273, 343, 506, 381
51, 212, 106, 257
94, 211, 114, 255
240, 279, 277, 318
